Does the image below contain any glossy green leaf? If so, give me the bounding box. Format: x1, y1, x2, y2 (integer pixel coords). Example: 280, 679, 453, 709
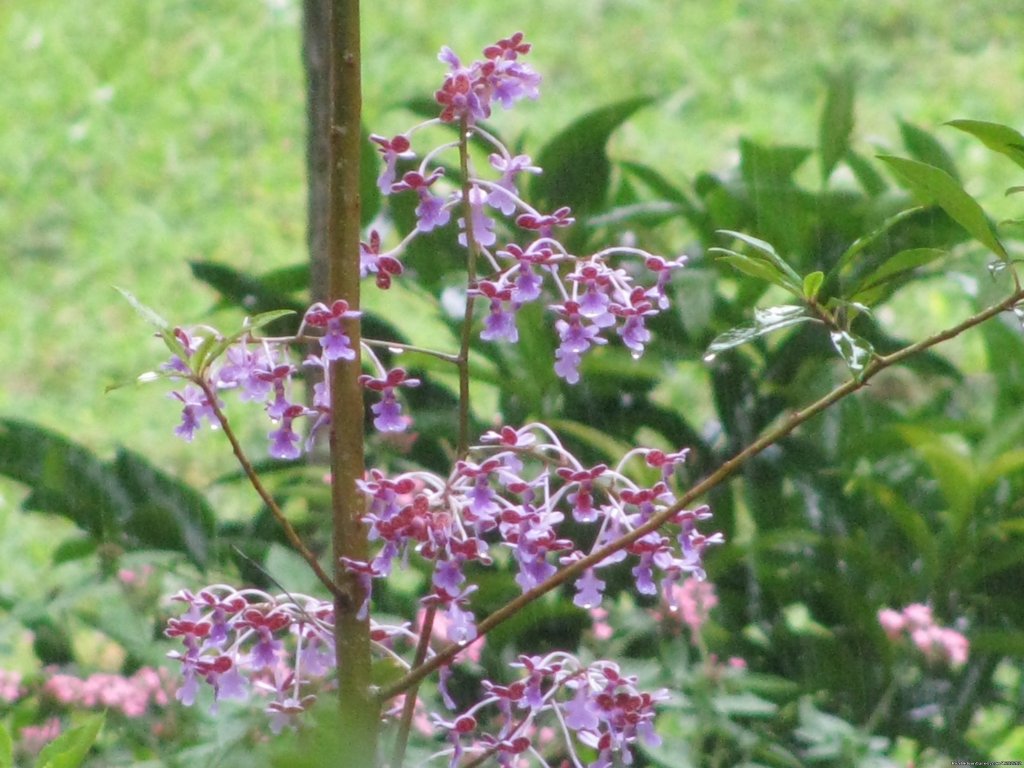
530, 96, 654, 216
877, 155, 1008, 259
829, 330, 874, 373
802, 270, 824, 300
947, 119, 1024, 171
707, 305, 815, 355
832, 206, 925, 278
35, 712, 104, 768
819, 65, 856, 181
899, 119, 960, 180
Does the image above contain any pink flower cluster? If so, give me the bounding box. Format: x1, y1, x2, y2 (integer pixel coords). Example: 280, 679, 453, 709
42, 666, 173, 717
666, 577, 719, 638
0, 668, 23, 702
878, 604, 969, 668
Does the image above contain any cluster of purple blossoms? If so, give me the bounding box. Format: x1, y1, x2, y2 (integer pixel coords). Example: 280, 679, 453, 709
367, 33, 687, 384
347, 424, 722, 650
165, 586, 337, 733
158, 300, 418, 456
428, 654, 666, 768
157, 34, 723, 767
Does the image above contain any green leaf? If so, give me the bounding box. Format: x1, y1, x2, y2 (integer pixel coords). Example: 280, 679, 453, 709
189, 261, 305, 333
715, 253, 793, 289
114, 287, 170, 330
947, 119, 1024, 171
115, 287, 187, 361
803, 270, 824, 300
899, 119, 960, 180
843, 150, 888, 196
0, 722, 12, 768
832, 206, 926, 278
713, 230, 803, 292
819, 65, 856, 181
707, 305, 815, 356
738, 140, 813, 254
849, 247, 946, 303
530, 96, 654, 217
0, 418, 130, 538
35, 712, 104, 768
114, 448, 216, 568
877, 155, 1008, 259
829, 330, 874, 373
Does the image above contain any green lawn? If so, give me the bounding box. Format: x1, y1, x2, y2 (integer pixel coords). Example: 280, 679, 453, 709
1, 0, 1022, 484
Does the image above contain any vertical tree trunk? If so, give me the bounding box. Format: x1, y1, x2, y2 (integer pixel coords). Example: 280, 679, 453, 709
327, 1, 378, 766
302, 0, 329, 304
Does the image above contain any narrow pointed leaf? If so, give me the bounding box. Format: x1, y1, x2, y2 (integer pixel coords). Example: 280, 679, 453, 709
707, 305, 815, 355
877, 155, 1007, 259
531, 96, 654, 216
35, 712, 104, 768
712, 252, 792, 290
819, 66, 856, 181
850, 247, 946, 302
716, 230, 803, 288
947, 119, 1024, 171
899, 120, 960, 180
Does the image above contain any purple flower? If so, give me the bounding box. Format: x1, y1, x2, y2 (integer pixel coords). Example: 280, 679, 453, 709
360, 368, 421, 433
369, 133, 414, 193
457, 185, 497, 248
563, 683, 600, 731
268, 404, 307, 460
171, 385, 218, 442
475, 280, 519, 343
573, 568, 606, 609
303, 300, 362, 362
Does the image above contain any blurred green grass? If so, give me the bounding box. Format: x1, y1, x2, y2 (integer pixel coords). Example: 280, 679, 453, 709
1, 0, 1023, 486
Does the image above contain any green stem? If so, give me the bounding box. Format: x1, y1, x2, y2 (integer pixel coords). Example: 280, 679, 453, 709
378, 286, 1024, 702
327, 0, 379, 764
389, 116, 479, 768
455, 116, 479, 459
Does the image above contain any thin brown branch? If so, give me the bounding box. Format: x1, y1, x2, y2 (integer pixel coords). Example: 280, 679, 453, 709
377, 285, 1024, 702
196, 379, 345, 602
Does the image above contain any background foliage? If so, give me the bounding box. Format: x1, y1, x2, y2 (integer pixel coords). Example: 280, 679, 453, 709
2, 1, 1024, 765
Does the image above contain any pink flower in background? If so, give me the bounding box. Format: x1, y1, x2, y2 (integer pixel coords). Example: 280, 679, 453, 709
0, 669, 23, 702
667, 577, 718, 638
18, 718, 61, 756
878, 604, 969, 668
